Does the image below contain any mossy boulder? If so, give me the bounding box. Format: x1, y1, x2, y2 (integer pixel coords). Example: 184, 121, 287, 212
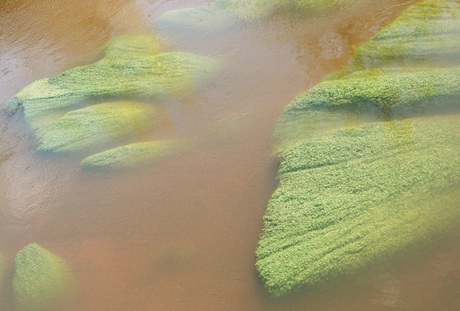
6, 34, 221, 170
352, 0, 460, 68
13, 243, 73, 311
7, 34, 221, 131
256, 0, 460, 297
81, 140, 189, 170
37, 102, 159, 154
156, 0, 357, 35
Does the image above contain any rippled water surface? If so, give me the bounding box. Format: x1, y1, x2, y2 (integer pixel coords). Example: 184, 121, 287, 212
1, 0, 459, 310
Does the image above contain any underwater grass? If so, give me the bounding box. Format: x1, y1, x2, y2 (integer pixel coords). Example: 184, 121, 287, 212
81, 140, 188, 170
256, 0, 460, 296
257, 115, 460, 296
37, 102, 159, 154
156, 0, 360, 35
7, 34, 221, 131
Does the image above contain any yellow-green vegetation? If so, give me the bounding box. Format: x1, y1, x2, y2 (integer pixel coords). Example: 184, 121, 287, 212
81, 140, 189, 170
7, 35, 220, 131
352, 0, 460, 68
6, 34, 221, 169
37, 102, 159, 154
13, 244, 73, 311
256, 0, 460, 297
156, 0, 357, 34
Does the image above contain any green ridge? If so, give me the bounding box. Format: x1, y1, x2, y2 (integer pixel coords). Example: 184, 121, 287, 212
256, 0, 460, 297
81, 140, 189, 170
13, 244, 73, 311
37, 102, 159, 154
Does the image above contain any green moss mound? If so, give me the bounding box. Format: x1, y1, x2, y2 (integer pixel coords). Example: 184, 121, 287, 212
37, 102, 159, 154
81, 140, 188, 170
7, 34, 221, 130
256, 0, 460, 297
13, 244, 73, 311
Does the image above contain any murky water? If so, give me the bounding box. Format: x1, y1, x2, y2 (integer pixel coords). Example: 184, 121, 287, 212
1, 0, 459, 310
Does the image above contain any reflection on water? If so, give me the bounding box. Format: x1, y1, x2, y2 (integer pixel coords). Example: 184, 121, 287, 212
0, 0, 459, 310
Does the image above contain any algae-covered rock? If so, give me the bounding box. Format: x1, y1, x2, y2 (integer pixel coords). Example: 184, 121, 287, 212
6, 34, 221, 169
256, 0, 460, 297
257, 115, 460, 296
352, 0, 460, 67
13, 243, 73, 311
7, 34, 221, 131
156, 0, 357, 35
37, 102, 159, 154
81, 140, 188, 170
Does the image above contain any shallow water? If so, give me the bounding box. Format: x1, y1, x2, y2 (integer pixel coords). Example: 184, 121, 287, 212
0, 0, 459, 310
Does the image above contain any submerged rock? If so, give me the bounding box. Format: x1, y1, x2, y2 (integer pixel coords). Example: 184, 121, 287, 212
81, 140, 189, 170
13, 243, 73, 311
256, 0, 460, 297
7, 35, 220, 131
37, 102, 159, 154
6, 34, 221, 169
156, 0, 357, 36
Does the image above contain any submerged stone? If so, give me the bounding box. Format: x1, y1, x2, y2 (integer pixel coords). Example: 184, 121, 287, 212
6, 34, 221, 169
81, 140, 188, 170
37, 102, 159, 154
13, 243, 73, 311
7, 34, 221, 131
156, 0, 357, 36
256, 0, 460, 297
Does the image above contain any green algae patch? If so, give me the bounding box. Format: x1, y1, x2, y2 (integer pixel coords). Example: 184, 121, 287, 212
7, 34, 221, 130
156, 0, 359, 35
352, 0, 460, 68
13, 243, 73, 311
257, 116, 460, 296
37, 102, 159, 154
81, 140, 189, 170
257, 0, 460, 297
283, 0, 357, 15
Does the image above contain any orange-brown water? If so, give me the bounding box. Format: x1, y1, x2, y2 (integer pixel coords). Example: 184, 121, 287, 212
1, 0, 459, 310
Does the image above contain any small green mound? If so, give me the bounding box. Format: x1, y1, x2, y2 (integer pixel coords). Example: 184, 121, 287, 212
13, 243, 73, 311
37, 102, 159, 154
257, 0, 460, 297
81, 140, 188, 170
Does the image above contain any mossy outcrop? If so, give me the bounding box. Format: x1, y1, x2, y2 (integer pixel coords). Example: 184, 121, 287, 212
7, 35, 220, 131
256, 0, 460, 297
81, 140, 188, 170
7, 34, 221, 169
13, 243, 73, 311
156, 0, 357, 35
37, 102, 159, 154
